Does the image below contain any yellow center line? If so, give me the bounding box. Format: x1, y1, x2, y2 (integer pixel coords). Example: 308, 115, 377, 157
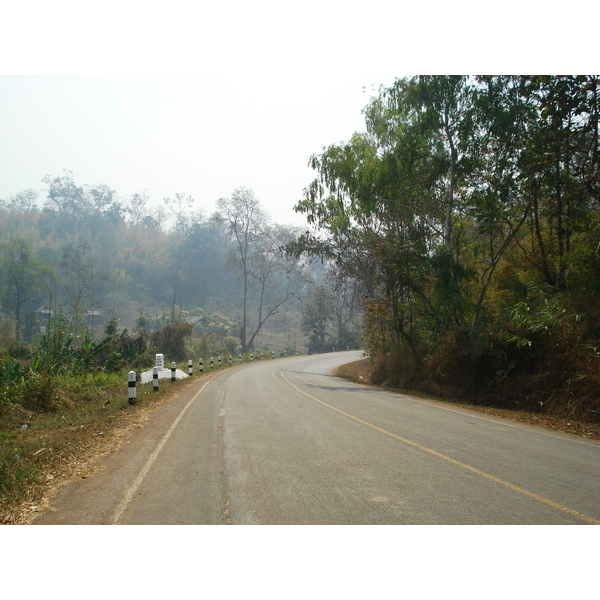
280, 371, 600, 525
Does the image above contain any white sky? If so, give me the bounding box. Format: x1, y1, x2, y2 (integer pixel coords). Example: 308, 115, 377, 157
0, 1, 596, 227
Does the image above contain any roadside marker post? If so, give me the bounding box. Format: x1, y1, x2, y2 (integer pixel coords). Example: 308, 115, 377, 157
229, 355, 232, 366
188, 359, 193, 376
210, 357, 214, 370
218, 356, 222, 368
171, 362, 176, 382
271, 351, 274, 359
152, 367, 159, 392
199, 358, 203, 372
128, 371, 137, 404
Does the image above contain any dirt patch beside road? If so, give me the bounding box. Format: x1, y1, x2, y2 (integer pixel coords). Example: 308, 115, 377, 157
334, 359, 600, 441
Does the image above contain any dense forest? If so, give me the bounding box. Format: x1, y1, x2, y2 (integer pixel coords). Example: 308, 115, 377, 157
293, 75, 600, 421
0, 174, 362, 363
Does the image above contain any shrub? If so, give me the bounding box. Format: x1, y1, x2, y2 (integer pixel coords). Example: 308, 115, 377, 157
150, 322, 193, 361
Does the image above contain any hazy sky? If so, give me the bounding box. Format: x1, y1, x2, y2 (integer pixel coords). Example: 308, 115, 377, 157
1, 1, 594, 227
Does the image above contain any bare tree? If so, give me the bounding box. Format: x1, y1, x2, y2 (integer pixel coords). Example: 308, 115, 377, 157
216, 188, 304, 351
244, 224, 306, 350
8, 189, 39, 213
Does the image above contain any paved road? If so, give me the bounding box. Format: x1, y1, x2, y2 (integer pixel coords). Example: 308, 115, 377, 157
34, 351, 600, 524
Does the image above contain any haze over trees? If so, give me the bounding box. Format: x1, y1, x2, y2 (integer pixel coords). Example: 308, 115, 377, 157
294, 75, 600, 420
0, 171, 359, 356
216, 187, 308, 352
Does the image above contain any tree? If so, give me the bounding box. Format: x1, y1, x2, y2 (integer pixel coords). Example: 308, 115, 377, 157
0, 239, 55, 341
216, 187, 268, 352
244, 224, 306, 350
59, 241, 95, 320
42, 169, 85, 218
301, 286, 335, 352
216, 188, 304, 351
125, 192, 151, 227
164, 192, 198, 235
518, 76, 600, 292
7, 189, 39, 213
296, 87, 441, 360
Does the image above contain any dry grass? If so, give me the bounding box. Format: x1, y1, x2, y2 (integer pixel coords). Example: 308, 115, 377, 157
0, 366, 200, 525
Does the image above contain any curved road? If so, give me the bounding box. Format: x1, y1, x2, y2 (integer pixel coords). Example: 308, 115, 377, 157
34, 351, 600, 525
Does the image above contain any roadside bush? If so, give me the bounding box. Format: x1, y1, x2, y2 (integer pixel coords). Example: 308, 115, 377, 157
19, 372, 59, 413
32, 312, 74, 374
369, 347, 423, 390
0, 356, 28, 386
150, 322, 193, 361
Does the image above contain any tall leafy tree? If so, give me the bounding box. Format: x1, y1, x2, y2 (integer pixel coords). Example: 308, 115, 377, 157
301, 286, 335, 352
0, 239, 55, 341
519, 76, 600, 291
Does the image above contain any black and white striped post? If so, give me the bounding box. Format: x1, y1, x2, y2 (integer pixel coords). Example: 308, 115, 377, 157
271, 351, 274, 359
152, 367, 159, 392
210, 357, 214, 370
199, 357, 203, 372
128, 371, 137, 404
239, 353, 242, 363
171, 361, 176, 382
218, 356, 222, 368
251, 353, 253, 361
229, 354, 232, 366
188, 359, 193, 376
261, 352, 264, 360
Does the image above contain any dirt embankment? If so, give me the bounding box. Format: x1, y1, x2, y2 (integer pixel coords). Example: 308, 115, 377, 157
334, 359, 600, 441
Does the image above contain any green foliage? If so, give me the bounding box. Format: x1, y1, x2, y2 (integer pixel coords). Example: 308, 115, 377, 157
32, 311, 74, 374
150, 322, 193, 361
20, 372, 59, 413
0, 368, 147, 510
504, 289, 580, 348
296, 74, 600, 419
0, 238, 56, 342
0, 356, 28, 386
301, 286, 335, 353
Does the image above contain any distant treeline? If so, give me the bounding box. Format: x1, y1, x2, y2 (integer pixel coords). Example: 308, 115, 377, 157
0, 175, 306, 343
0, 174, 364, 356
1, 175, 233, 339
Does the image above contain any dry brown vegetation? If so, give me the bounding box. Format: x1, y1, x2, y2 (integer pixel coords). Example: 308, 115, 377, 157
0, 368, 198, 525
335, 358, 600, 441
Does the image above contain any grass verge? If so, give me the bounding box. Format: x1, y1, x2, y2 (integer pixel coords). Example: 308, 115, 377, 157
0, 363, 205, 524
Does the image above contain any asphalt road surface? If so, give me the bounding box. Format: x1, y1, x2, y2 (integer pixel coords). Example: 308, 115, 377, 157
33, 351, 600, 525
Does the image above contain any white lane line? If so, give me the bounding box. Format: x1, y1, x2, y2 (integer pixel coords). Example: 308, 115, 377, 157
109, 377, 214, 524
